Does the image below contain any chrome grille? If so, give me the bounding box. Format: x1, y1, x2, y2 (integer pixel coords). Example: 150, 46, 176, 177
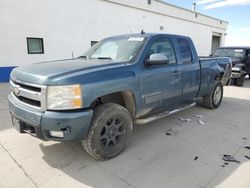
10, 79, 47, 111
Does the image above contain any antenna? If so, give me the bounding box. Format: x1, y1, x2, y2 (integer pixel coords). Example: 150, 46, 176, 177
192, 2, 196, 11
141, 30, 145, 34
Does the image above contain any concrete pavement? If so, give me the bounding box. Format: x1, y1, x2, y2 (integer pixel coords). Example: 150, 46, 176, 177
0, 80, 250, 188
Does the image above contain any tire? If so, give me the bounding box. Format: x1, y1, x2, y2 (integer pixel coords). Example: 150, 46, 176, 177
203, 82, 223, 109
235, 76, 244, 86
82, 103, 133, 160
230, 78, 236, 85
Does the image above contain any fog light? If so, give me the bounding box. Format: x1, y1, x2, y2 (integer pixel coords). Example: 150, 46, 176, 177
50, 131, 64, 138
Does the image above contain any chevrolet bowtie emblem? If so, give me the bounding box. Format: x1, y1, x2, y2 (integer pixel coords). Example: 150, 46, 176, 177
13, 85, 21, 96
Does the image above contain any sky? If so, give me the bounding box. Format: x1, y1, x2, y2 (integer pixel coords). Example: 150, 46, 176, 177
164, 0, 250, 46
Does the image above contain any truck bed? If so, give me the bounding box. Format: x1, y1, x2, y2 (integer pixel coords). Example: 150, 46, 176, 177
198, 57, 232, 97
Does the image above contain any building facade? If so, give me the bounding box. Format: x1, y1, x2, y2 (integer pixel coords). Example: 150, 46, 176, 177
0, 0, 228, 81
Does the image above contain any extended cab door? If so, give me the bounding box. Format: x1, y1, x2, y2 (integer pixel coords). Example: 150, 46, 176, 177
175, 37, 200, 105
140, 36, 182, 114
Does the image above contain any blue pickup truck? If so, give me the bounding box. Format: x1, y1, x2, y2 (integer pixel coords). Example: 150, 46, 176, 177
9, 33, 231, 160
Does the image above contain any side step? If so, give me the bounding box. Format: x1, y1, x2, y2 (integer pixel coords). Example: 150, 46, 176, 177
135, 102, 196, 125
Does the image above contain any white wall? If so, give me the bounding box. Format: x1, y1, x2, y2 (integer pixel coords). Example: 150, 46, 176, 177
0, 0, 228, 67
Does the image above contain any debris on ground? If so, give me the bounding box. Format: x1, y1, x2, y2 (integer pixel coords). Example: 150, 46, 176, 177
196, 114, 205, 125
177, 114, 206, 126
194, 156, 198, 161
242, 137, 247, 140
224, 162, 229, 165
222, 154, 240, 163
197, 119, 205, 125
244, 155, 250, 160
165, 129, 172, 136
196, 114, 203, 119
178, 118, 191, 125
165, 129, 178, 136
244, 146, 250, 150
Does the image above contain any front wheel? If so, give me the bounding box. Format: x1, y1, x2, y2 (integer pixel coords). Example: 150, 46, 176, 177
203, 82, 223, 109
82, 103, 133, 160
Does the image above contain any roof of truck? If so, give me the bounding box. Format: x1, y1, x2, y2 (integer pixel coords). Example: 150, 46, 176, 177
106, 33, 190, 39
217, 46, 250, 49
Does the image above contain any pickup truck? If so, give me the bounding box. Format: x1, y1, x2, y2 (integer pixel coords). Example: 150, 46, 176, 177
212, 46, 250, 86
9, 33, 232, 160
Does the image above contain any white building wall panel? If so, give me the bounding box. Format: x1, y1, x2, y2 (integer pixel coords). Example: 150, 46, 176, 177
0, 0, 228, 68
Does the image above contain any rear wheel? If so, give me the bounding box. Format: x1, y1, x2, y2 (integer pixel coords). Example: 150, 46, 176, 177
82, 103, 133, 160
203, 82, 223, 109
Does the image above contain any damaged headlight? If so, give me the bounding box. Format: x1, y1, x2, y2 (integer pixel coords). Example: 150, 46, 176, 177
47, 85, 83, 110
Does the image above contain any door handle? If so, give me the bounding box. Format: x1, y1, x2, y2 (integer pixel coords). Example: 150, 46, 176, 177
171, 71, 181, 76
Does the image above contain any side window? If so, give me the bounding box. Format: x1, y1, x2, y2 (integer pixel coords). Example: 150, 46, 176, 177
177, 38, 192, 64
147, 38, 177, 64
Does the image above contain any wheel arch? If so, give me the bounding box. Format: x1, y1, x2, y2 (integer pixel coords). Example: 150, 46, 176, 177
90, 90, 136, 117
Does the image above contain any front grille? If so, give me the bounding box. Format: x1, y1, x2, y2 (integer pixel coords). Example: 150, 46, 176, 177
15, 82, 41, 93
10, 79, 46, 111
17, 96, 41, 107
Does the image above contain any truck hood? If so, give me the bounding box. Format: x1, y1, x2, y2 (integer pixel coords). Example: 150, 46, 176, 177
11, 59, 125, 85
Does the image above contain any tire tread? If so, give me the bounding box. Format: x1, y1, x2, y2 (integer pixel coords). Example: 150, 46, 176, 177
82, 103, 132, 160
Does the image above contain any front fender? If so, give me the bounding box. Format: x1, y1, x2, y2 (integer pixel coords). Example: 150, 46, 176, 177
82, 76, 140, 112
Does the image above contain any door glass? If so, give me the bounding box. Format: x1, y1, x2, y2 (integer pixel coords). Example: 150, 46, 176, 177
177, 38, 192, 64
147, 38, 177, 64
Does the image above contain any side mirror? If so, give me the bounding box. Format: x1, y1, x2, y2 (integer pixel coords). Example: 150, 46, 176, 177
146, 53, 169, 66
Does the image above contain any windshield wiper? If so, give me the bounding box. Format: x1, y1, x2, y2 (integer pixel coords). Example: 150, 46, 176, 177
89, 57, 117, 62
95, 57, 113, 60
78, 55, 88, 59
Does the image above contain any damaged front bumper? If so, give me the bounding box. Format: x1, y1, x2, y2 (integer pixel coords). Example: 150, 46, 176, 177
8, 94, 93, 141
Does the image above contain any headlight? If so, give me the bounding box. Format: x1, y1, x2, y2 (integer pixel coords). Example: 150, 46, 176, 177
47, 85, 83, 110
232, 67, 241, 71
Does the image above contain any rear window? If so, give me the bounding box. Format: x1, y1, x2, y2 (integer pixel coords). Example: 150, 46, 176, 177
177, 38, 192, 64
213, 48, 245, 58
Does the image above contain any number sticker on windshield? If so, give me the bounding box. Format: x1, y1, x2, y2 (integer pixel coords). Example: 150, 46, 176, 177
128, 37, 145, 42
235, 49, 243, 52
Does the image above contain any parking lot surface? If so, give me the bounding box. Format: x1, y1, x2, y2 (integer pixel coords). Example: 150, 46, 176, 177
0, 81, 250, 188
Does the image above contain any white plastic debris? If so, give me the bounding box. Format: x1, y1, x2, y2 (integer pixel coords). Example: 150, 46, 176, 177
198, 119, 205, 125
195, 114, 205, 125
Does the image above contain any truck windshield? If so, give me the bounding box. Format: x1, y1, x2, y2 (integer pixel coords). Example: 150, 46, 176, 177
82, 37, 146, 63
213, 48, 245, 59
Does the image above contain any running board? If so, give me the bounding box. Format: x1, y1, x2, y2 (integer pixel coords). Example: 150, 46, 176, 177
135, 102, 196, 125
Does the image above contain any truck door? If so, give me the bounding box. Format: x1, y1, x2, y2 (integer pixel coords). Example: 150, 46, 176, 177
140, 37, 182, 114
175, 37, 200, 105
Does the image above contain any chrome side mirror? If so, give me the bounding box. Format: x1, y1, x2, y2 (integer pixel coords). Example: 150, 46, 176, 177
146, 53, 169, 66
